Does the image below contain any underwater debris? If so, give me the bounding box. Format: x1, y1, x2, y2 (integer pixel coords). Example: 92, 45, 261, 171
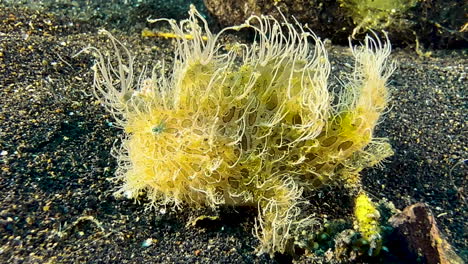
90, 5, 394, 256
141, 28, 208, 41
339, 0, 419, 37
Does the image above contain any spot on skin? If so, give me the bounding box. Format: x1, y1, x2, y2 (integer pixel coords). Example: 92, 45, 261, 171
305, 153, 317, 162
338, 141, 354, 151
167, 181, 175, 188
292, 114, 302, 125
314, 163, 325, 171
352, 117, 363, 128
193, 129, 204, 135
233, 148, 240, 156
223, 86, 231, 96
248, 112, 257, 126
321, 136, 338, 147
228, 177, 239, 188
191, 163, 201, 172
167, 146, 176, 152
223, 107, 236, 123
241, 134, 249, 150
165, 128, 178, 134
240, 168, 249, 177
266, 92, 278, 111
215, 186, 224, 196
182, 119, 193, 128
251, 126, 258, 134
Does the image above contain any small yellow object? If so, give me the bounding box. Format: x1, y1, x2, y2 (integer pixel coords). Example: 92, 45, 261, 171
460, 22, 468, 32
142, 28, 208, 41
43, 204, 50, 212
354, 192, 382, 255
187, 215, 220, 227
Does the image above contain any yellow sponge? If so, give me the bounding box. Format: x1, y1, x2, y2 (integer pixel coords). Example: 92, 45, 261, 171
354, 192, 382, 255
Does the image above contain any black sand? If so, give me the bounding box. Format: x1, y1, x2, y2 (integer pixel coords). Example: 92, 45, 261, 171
0, 4, 466, 263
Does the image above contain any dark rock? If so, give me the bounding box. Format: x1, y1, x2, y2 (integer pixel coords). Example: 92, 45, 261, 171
203, 0, 468, 49
388, 203, 463, 264
203, 0, 349, 45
